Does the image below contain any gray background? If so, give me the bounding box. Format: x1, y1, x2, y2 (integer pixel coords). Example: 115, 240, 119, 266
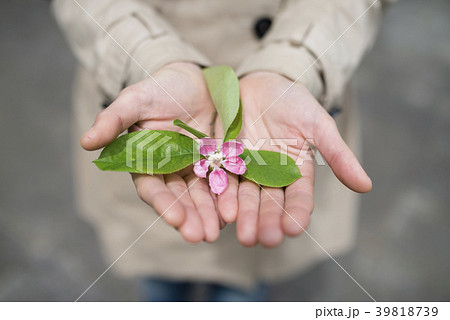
0, 0, 449, 301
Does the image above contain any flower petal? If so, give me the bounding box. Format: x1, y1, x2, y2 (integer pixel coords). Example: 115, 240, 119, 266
209, 168, 228, 195
221, 156, 247, 175
193, 159, 210, 178
220, 140, 244, 158
199, 137, 217, 156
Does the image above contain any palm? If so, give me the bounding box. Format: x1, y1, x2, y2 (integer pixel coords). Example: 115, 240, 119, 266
81, 62, 224, 243
130, 63, 214, 134
235, 72, 372, 247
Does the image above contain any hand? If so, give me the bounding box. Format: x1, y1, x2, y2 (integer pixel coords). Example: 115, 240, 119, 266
235, 72, 372, 248
81, 62, 226, 243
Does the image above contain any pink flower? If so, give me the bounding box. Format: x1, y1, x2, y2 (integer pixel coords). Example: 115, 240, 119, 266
193, 138, 246, 195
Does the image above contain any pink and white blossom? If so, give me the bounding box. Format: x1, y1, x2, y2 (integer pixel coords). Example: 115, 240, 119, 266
193, 138, 246, 195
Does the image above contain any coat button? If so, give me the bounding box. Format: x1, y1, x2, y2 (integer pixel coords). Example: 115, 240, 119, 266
254, 17, 272, 39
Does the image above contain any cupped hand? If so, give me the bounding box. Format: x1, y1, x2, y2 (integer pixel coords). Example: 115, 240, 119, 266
81, 62, 226, 243
235, 72, 372, 248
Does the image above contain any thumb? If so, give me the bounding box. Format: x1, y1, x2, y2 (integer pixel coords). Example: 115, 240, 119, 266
81, 88, 144, 151
314, 115, 372, 193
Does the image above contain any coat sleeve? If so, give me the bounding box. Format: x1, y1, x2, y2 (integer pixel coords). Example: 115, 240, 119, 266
236, 0, 395, 108
51, 0, 211, 99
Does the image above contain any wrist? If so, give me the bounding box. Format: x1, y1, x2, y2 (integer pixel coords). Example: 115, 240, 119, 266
236, 44, 324, 101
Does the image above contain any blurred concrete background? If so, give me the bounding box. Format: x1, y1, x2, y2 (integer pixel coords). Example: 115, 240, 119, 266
0, 0, 449, 301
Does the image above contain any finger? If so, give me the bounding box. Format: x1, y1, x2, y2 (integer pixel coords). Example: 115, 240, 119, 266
81, 87, 145, 151
217, 173, 239, 223
314, 113, 372, 193
281, 159, 314, 236
210, 191, 227, 230
258, 187, 285, 248
132, 174, 185, 228
236, 179, 260, 247
185, 174, 220, 242
165, 174, 205, 243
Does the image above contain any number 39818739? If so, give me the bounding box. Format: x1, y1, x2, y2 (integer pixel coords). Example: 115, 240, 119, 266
376, 306, 438, 317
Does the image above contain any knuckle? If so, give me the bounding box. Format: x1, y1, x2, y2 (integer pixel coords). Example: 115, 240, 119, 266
148, 190, 170, 206
262, 191, 284, 206
169, 182, 187, 196
329, 148, 345, 168
119, 86, 139, 104
327, 116, 339, 132
320, 112, 337, 130
120, 84, 151, 106
188, 178, 208, 192
135, 179, 159, 204
95, 111, 106, 122
119, 86, 135, 98
197, 203, 214, 215
259, 196, 272, 206
320, 115, 336, 133
135, 184, 147, 202
298, 201, 314, 217
239, 187, 260, 201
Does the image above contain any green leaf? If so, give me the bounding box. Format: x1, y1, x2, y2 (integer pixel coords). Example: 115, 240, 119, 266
93, 130, 200, 174
240, 149, 301, 187
173, 119, 208, 139
202, 66, 241, 141
223, 99, 243, 141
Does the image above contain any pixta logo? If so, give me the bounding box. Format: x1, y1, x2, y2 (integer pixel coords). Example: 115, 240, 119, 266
126, 131, 172, 174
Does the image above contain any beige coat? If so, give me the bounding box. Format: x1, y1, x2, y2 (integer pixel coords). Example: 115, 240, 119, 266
52, 0, 391, 289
